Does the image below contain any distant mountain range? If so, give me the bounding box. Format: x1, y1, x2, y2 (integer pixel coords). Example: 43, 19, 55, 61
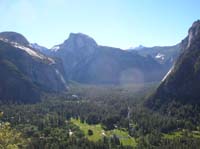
0, 27, 184, 103
146, 20, 200, 112
46, 33, 172, 85
128, 44, 180, 64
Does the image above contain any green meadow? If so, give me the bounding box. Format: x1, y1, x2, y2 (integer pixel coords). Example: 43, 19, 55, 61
71, 118, 137, 147
163, 130, 200, 139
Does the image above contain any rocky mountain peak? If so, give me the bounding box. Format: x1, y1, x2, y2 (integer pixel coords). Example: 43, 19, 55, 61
63, 33, 97, 49
187, 20, 200, 48
145, 20, 200, 110
0, 31, 29, 46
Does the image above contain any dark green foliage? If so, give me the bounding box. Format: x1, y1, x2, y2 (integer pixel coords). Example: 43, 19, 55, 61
111, 134, 120, 146
0, 86, 140, 148
88, 129, 93, 136
159, 137, 200, 149
145, 21, 200, 121
1, 21, 200, 149
1, 84, 200, 148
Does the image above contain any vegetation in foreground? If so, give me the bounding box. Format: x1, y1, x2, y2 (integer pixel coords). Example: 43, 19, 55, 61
0, 113, 28, 149
0, 84, 200, 148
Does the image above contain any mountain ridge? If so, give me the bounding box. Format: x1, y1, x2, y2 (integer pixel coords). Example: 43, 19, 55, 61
0, 31, 29, 46
47, 33, 170, 84
0, 32, 68, 103
145, 20, 200, 111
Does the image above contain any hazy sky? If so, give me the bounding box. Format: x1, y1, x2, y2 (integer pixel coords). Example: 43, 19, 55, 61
0, 0, 199, 49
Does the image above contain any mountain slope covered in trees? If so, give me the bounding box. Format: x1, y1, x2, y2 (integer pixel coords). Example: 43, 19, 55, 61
146, 20, 200, 117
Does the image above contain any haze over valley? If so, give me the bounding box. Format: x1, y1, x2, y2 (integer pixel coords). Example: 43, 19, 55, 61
0, 1, 200, 149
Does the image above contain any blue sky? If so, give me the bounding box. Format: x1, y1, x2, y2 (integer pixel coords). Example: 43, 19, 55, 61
0, 0, 199, 49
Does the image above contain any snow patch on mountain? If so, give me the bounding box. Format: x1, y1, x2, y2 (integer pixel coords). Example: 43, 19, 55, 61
14, 44, 45, 59
30, 43, 48, 52
51, 45, 60, 51
0, 38, 55, 64
155, 53, 165, 60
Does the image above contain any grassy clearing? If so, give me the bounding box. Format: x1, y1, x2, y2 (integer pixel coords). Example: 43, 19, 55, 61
191, 131, 200, 138
71, 118, 137, 147
163, 130, 200, 139
163, 131, 182, 139
107, 129, 137, 147
71, 118, 102, 141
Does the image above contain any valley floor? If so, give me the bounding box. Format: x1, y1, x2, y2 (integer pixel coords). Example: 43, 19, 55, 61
71, 118, 137, 147
0, 84, 200, 148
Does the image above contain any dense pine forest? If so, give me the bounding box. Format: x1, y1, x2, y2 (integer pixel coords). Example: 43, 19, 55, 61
0, 1, 200, 149
1, 84, 200, 149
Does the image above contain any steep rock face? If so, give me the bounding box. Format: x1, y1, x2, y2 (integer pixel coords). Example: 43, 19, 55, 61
146, 20, 200, 110
0, 57, 40, 103
50, 33, 167, 84
0, 32, 68, 103
69, 46, 165, 84
51, 33, 98, 75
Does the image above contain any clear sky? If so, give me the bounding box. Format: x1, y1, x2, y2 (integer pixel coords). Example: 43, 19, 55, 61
0, 0, 199, 49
